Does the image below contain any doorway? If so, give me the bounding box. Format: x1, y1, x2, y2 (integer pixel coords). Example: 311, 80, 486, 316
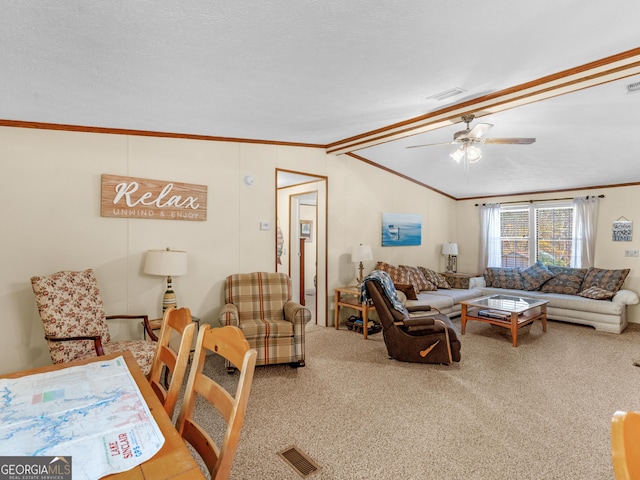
276, 169, 328, 326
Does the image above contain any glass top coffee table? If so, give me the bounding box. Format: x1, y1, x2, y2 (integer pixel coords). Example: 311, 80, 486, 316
459, 294, 549, 347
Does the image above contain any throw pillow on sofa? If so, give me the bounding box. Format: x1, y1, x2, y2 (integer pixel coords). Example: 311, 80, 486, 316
376, 262, 436, 293
520, 261, 555, 291
580, 267, 630, 294
578, 286, 615, 300
540, 267, 587, 295
395, 283, 418, 300
400, 265, 435, 292
484, 267, 524, 289
418, 266, 450, 289
376, 262, 399, 281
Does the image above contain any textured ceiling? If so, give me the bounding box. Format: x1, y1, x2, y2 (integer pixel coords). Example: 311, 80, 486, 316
2, 1, 640, 198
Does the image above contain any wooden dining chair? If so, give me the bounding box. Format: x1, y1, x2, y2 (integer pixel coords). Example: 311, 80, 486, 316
148, 307, 197, 418
175, 325, 257, 480
611, 410, 640, 479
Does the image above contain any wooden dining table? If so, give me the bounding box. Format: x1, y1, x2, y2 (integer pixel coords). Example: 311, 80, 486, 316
0, 351, 205, 480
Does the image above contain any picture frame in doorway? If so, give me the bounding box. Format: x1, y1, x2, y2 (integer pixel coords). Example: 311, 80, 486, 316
300, 220, 313, 242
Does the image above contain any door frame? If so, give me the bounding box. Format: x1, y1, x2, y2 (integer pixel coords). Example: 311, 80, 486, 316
276, 169, 328, 326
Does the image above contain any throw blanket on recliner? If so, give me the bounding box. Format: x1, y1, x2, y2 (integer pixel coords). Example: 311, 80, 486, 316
361, 270, 409, 316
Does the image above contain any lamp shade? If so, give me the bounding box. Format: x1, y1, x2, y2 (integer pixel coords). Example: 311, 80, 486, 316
351, 244, 373, 263
144, 249, 188, 277
441, 242, 458, 256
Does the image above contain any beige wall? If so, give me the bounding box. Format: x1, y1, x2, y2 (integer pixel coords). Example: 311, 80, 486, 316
5, 125, 635, 374
1, 126, 456, 373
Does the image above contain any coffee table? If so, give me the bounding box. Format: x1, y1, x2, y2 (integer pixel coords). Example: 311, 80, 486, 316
459, 294, 548, 347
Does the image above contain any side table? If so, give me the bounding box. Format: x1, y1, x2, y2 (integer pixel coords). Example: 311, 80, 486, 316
440, 272, 478, 289
334, 286, 376, 339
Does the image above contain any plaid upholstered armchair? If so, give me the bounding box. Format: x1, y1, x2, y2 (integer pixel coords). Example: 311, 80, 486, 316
220, 272, 311, 371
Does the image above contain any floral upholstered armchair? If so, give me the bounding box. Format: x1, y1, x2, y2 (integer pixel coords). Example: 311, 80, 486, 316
30, 269, 157, 376
220, 272, 311, 372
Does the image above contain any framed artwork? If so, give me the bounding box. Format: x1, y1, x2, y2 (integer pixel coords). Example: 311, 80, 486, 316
381, 212, 422, 246
300, 220, 313, 241
612, 217, 632, 241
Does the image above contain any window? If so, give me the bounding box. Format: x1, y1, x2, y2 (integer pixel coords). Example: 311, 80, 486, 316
499, 203, 573, 268
500, 208, 529, 268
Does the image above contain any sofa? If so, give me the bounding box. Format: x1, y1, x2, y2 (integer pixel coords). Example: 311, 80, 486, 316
374, 262, 639, 334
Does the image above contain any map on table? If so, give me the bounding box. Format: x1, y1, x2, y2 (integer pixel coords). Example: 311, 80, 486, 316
0, 356, 165, 480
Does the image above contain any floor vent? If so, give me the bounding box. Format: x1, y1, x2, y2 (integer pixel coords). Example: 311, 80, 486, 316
277, 445, 321, 478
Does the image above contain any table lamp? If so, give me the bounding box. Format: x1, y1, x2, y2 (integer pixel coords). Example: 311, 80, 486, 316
144, 247, 188, 312
351, 244, 373, 285
442, 242, 458, 273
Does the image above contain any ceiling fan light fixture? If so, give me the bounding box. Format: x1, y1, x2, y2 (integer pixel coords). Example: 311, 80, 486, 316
467, 145, 482, 162
450, 147, 465, 163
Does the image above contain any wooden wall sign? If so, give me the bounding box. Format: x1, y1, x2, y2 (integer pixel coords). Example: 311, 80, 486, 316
101, 174, 207, 221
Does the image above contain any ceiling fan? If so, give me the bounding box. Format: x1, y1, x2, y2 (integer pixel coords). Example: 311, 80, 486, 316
406, 114, 536, 164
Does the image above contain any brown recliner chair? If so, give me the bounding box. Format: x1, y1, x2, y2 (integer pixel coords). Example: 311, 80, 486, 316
364, 273, 461, 364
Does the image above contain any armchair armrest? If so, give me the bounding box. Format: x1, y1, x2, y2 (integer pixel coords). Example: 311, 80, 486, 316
406, 305, 441, 315
283, 301, 312, 326
401, 317, 436, 328
406, 305, 431, 313
220, 303, 240, 327
106, 314, 156, 342
45, 334, 105, 356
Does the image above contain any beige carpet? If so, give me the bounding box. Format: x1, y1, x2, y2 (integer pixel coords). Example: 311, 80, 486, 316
193, 318, 640, 479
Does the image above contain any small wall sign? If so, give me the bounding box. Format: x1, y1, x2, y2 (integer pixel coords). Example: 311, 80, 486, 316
612, 217, 632, 241
101, 174, 207, 221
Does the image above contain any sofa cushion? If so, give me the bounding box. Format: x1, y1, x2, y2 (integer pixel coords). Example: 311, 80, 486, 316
376, 262, 436, 293
484, 267, 524, 289
395, 283, 418, 300
400, 265, 434, 292
406, 292, 454, 311
418, 267, 450, 289
540, 266, 587, 295
375, 262, 404, 287
520, 261, 555, 291
376, 261, 397, 277
578, 286, 615, 300
479, 287, 625, 315
580, 267, 630, 294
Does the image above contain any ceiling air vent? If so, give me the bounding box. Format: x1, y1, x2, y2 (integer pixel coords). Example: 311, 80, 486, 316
626, 81, 640, 94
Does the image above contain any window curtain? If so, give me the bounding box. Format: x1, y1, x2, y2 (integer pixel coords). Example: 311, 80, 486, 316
478, 203, 501, 273
571, 195, 599, 268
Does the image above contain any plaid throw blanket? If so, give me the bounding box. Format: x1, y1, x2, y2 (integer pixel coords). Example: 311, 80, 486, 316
360, 270, 408, 316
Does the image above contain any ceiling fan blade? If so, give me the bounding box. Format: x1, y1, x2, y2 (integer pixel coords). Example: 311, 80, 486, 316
406, 141, 454, 149
467, 123, 493, 139
484, 137, 536, 145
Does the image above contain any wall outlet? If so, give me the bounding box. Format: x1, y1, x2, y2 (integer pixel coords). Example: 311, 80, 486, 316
624, 249, 639, 257
260, 221, 271, 231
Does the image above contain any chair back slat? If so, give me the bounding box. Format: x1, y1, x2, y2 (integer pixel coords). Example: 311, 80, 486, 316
176, 325, 257, 480
148, 307, 196, 418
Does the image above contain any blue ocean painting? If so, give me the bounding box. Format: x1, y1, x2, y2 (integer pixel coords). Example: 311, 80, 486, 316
381, 212, 422, 246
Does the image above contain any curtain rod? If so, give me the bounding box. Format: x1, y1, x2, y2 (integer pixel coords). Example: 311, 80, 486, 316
475, 194, 604, 207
